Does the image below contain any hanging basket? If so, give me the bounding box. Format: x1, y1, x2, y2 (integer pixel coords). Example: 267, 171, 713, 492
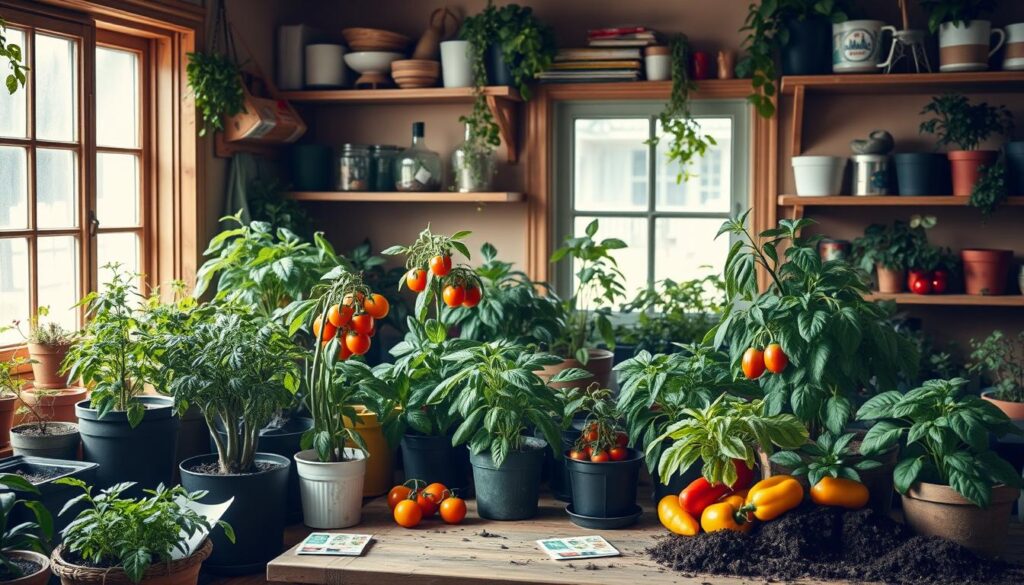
50, 539, 212, 585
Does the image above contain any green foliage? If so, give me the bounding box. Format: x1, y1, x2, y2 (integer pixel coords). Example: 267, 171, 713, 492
654, 393, 808, 487
428, 340, 589, 468
712, 211, 919, 436
616, 276, 724, 355
0, 17, 27, 94
549, 219, 627, 364
851, 215, 934, 272
346, 241, 409, 336
561, 385, 622, 451
737, 0, 849, 118
770, 431, 881, 487
615, 345, 760, 475
5, 306, 75, 347
920, 0, 997, 34
894, 320, 966, 386
0, 355, 29, 398
185, 51, 244, 136
246, 178, 313, 238
56, 478, 233, 584
919, 94, 1013, 151
0, 474, 51, 580
857, 378, 1022, 507
968, 330, 1024, 403
969, 155, 1007, 220
383, 226, 479, 324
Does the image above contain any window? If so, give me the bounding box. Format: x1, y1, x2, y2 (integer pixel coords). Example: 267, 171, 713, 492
554, 101, 749, 297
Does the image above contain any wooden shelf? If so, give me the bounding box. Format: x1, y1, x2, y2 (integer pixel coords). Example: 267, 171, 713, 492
779, 195, 1024, 207
287, 191, 524, 203
781, 71, 1024, 95
278, 86, 521, 104
865, 293, 1024, 307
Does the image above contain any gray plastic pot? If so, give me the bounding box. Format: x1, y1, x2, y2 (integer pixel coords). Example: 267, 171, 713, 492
9, 422, 79, 460
894, 153, 950, 195
0, 455, 98, 537
566, 449, 643, 518
400, 433, 471, 494
469, 436, 547, 520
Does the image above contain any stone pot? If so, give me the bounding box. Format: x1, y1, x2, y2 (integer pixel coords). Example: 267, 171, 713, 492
25, 343, 69, 389
982, 390, 1024, 421
469, 436, 547, 520
961, 248, 1012, 296
901, 482, 1018, 557
536, 349, 614, 391
876, 265, 906, 294
948, 150, 997, 196
10, 422, 80, 459
938, 20, 1005, 72
295, 448, 368, 529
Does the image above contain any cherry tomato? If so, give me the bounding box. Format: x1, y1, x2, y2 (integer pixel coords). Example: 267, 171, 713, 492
416, 490, 438, 517
363, 293, 390, 319
350, 314, 375, 335
590, 450, 610, 463
338, 340, 353, 361
583, 445, 593, 458
439, 497, 467, 524
609, 447, 628, 461
442, 285, 465, 308
327, 304, 352, 328
764, 343, 788, 374
429, 255, 452, 276
388, 485, 412, 510
911, 276, 932, 295
569, 450, 587, 461
394, 499, 422, 528
312, 316, 337, 342
742, 347, 766, 380
345, 331, 371, 356
615, 432, 629, 448
422, 483, 447, 507
931, 269, 949, 295
406, 269, 428, 292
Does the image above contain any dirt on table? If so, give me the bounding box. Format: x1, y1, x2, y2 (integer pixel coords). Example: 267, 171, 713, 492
647, 503, 1024, 585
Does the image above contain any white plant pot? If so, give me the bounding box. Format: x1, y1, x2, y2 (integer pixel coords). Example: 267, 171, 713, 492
295, 448, 368, 529
305, 44, 348, 88
440, 40, 473, 88
792, 156, 847, 196
644, 54, 670, 81
938, 20, 1005, 72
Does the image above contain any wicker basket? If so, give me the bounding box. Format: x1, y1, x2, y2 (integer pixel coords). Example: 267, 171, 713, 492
51, 539, 212, 585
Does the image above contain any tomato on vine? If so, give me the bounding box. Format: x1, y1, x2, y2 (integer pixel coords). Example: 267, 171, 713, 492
463, 285, 482, 308
442, 285, 465, 307
742, 347, 766, 379
429, 254, 452, 277
312, 315, 337, 342
406, 269, 427, 292
363, 293, 390, 319
350, 314, 374, 335
764, 343, 788, 374
345, 331, 371, 356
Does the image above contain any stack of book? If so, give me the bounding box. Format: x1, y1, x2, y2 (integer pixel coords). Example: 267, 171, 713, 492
539, 27, 656, 83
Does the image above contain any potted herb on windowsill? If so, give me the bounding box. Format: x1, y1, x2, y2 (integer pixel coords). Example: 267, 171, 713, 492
919, 94, 1013, 196
968, 330, 1024, 421
0, 473, 52, 585
9, 307, 74, 390
615, 276, 724, 362
0, 357, 25, 448
852, 217, 931, 294
857, 378, 1023, 557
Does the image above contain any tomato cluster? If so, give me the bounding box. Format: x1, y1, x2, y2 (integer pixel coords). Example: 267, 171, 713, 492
741, 343, 788, 380
312, 292, 390, 360
388, 480, 467, 528
567, 423, 630, 463
907, 268, 949, 295
405, 254, 482, 309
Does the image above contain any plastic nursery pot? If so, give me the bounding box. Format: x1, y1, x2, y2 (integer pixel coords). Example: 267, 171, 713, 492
1006, 142, 1024, 195
875, 265, 906, 294
961, 249, 1013, 295
76, 396, 178, 493
179, 453, 289, 575
25, 343, 69, 389
15, 386, 88, 426
536, 425, 582, 503
485, 43, 512, 86
10, 422, 79, 460
0, 455, 98, 537
792, 156, 847, 196
565, 448, 643, 521
981, 390, 1024, 421
536, 349, 614, 392
780, 16, 833, 75
948, 150, 997, 196
175, 405, 210, 480
343, 406, 393, 497
4, 551, 50, 585
295, 448, 367, 529
400, 433, 472, 495
52, 538, 211, 585
894, 153, 951, 196
469, 436, 547, 521
901, 482, 1018, 558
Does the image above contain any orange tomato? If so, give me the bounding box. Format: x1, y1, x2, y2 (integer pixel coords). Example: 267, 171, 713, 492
338, 340, 353, 361
346, 331, 371, 356
742, 347, 766, 380
387, 485, 412, 510
327, 304, 352, 328
363, 293, 390, 319
764, 343, 789, 374
393, 499, 422, 528
429, 255, 452, 276
462, 286, 482, 308
350, 314, 374, 335
422, 483, 447, 506
442, 285, 465, 308
590, 450, 610, 463
312, 316, 337, 341
406, 269, 428, 292
439, 497, 467, 524
569, 449, 587, 461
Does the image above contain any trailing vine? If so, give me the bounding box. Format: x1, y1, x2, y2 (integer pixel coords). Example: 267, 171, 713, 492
969, 155, 1007, 221
0, 17, 28, 94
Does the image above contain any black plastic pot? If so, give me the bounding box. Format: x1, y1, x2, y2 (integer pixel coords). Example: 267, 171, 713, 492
544, 427, 581, 502
469, 436, 546, 520
400, 433, 471, 494
179, 452, 289, 575
780, 16, 832, 76
566, 448, 643, 518
650, 462, 703, 504
76, 396, 178, 494
212, 416, 312, 523
486, 43, 512, 86
613, 344, 638, 365
0, 455, 98, 536
894, 153, 950, 196
1006, 142, 1024, 196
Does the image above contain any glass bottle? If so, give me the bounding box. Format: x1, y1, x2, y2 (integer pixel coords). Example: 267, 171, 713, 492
451, 123, 495, 193
394, 121, 442, 192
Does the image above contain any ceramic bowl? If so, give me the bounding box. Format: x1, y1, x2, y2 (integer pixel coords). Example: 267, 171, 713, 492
391, 59, 440, 88
344, 51, 404, 74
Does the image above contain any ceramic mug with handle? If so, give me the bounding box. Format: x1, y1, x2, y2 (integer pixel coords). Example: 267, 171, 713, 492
1004, 23, 1024, 71
833, 20, 895, 73
938, 20, 1005, 72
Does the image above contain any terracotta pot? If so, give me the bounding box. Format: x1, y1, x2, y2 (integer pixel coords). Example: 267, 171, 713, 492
982, 390, 1024, 421
948, 150, 997, 196
536, 349, 614, 391
16, 387, 88, 426
26, 343, 70, 389
875, 264, 906, 294
901, 482, 1018, 558
5, 550, 51, 585
961, 248, 1012, 295
52, 538, 210, 585
344, 406, 394, 497
0, 395, 18, 448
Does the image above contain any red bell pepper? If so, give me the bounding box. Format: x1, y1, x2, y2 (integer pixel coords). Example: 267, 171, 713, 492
730, 459, 756, 491
679, 477, 730, 517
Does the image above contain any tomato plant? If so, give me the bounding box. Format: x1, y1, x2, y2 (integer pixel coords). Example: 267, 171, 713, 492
442, 285, 466, 308
406, 269, 428, 292
429, 254, 452, 276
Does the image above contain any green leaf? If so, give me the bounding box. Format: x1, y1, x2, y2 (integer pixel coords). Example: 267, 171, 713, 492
823, 395, 852, 436
860, 420, 904, 456
893, 456, 923, 494
770, 450, 804, 468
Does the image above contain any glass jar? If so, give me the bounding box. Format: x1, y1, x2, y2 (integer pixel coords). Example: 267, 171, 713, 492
394, 122, 442, 192
451, 124, 496, 192
335, 144, 370, 191
369, 145, 401, 192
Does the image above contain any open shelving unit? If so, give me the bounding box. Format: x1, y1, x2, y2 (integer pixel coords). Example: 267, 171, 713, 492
777, 195, 1024, 219
864, 293, 1024, 307
287, 191, 525, 204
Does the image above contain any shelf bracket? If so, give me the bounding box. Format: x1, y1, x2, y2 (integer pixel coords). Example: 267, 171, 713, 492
790, 85, 804, 158
790, 204, 804, 221
486, 95, 519, 164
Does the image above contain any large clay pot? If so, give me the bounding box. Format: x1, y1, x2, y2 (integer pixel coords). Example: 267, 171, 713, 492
26, 343, 70, 389
52, 538, 210, 585
875, 265, 906, 294
948, 150, 997, 196
6, 550, 50, 585
537, 349, 614, 391
0, 395, 18, 448
961, 249, 1012, 295
982, 390, 1024, 421
16, 387, 88, 426
344, 406, 394, 497
901, 482, 1018, 558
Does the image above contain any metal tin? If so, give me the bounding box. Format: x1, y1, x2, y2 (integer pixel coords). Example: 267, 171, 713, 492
335, 144, 371, 191
852, 154, 890, 195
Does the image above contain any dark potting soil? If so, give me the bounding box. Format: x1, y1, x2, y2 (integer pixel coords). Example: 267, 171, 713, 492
185, 460, 285, 476
8, 557, 42, 577
13, 422, 77, 437
15, 467, 63, 483
647, 503, 1024, 585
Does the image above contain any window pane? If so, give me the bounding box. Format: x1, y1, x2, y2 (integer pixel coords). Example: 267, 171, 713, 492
36, 148, 78, 228
37, 236, 79, 331
654, 218, 729, 284
656, 118, 733, 213
0, 238, 29, 345
0, 27, 27, 139
573, 216, 647, 298
35, 33, 78, 142
96, 47, 138, 148
0, 146, 28, 230
97, 233, 140, 289
97, 153, 139, 227
574, 119, 649, 212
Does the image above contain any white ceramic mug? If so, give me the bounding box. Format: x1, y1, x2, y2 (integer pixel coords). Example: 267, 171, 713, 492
832, 20, 895, 73
644, 55, 670, 81
440, 40, 473, 88
938, 20, 1005, 72
1005, 23, 1024, 71
305, 44, 347, 88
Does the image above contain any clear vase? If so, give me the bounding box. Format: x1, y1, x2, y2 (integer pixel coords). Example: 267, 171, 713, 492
394, 121, 442, 192
452, 125, 496, 193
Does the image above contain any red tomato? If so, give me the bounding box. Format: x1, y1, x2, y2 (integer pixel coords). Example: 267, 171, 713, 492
416, 490, 438, 516
569, 450, 587, 461
312, 316, 337, 342
429, 255, 452, 277
338, 341, 353, 361
350, 314, 374, 335
345, 332, 371, 356
327, 304, 352, 328
911, 276, 933, 295
590, 450, 610, 463
406, 269, 428, 292
387, 485, 412, 510
931, 270, 949, 294
442, 285, 465, 307
907, 269, 928, 291
764, 343, 788, 374
615, 432, 629, 448
609, 447, 628, 461
741, 348, 766, 380
582, 426, 599, 443
463, 286, 482, 308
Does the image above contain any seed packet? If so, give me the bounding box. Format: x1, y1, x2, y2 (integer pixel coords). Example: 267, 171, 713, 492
535, 535, 620, 560
296, 533, 374, 556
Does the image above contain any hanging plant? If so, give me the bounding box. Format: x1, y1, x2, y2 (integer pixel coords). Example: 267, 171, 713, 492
969, 155, 1007, 220
0, 17, 28, 94
186, 0, 245, 137
648, 35, 717, 183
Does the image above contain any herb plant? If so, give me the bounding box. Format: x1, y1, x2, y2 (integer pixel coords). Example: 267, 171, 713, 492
770, 431, 881, 486
919, 94, 1013, 151
11, 306, 74, 347
856, 378, 1022, 508
185, 51, 244, 136
969, 155, 1007, 220
852, 216, 934, 273
0, 473, 52, 580
616, 276, 724, 355
57, 478, 233, 584
920, 0, 997, 34
968, 330, 1024, 403
0, 17, 27, 95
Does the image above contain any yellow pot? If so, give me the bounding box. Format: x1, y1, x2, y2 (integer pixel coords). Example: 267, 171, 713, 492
345, 406, 394, 497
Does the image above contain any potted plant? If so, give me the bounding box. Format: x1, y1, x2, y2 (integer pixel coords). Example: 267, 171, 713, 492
968, 330, 1024, 421
9, 385, 79, 460
52, 478, 233, 585
851, 217, 931, 294
62, 265, 178, 493
616, 276, 724, 363
545, 219, 627, 389
186, 49, 244, 136
562, 386, 644, 528
919, 94, 1013, 196
0, 456, 98, 539
856, 378, 1023, 557
738, 0, 850, 118
157, 307, 301, 574
428, 340, 587, 520
0, 357, 24, 448
1, 17, 27, 95
921, 0, 1002, 72
10, 307, 74, 390
0, 473, 52, 585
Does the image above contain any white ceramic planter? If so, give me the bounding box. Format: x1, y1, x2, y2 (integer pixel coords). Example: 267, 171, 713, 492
295, 448, 368, 529
305, 44, 348, 88
792, 156, 846, 196
644, 54, 670, 81
440, 40, 473, 88
938, 20, 1005, 72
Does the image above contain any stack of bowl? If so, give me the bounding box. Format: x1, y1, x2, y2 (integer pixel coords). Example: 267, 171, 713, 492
341, 28, 410, 88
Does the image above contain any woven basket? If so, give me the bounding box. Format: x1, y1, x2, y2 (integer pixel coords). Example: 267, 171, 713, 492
51, 539, 212, 585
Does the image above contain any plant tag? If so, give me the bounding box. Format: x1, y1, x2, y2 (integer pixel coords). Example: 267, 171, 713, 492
297, 532, 374, 556
536, 535, 620, 560
414, 166, 433, 185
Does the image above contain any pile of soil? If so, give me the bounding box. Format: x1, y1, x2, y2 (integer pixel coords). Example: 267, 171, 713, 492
648, 503, 1024, 585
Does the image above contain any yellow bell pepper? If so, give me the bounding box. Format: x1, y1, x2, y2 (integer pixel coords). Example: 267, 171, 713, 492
743, 475, 804, 521
658, 495, 700, 536
701, 499, 752, 533
810, 476, 869, 509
